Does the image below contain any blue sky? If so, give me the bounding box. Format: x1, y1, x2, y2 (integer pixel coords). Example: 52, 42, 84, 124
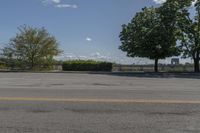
0, 0, 192, 64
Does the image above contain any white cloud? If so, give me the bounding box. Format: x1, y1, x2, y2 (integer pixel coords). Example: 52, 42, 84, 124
55, 4, 78, 9
90, 52, 109, 61
86, 37, 92, 42
56, 52, 111, 62
91, 52, 100, 57
43, 0, 61, 5
153, 0, 166, 4
51, 0, 61, 3
57, 53, 78, 60
42, 0, 78, 9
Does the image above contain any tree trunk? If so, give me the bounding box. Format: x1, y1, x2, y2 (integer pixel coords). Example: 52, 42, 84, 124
194, 59, 199, 72
30, 58, 34, 70
154, 59, 159, 73
194, 51, 200, 73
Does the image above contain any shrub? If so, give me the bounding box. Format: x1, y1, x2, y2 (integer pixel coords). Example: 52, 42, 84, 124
62, 60, 113, 71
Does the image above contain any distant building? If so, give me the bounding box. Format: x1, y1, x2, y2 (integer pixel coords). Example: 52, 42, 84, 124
171, 58, 179, 65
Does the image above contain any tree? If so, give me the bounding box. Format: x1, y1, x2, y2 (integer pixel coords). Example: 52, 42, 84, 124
119, 7, 179, 72
178, 0, 200, 72
2, 25, 61, 70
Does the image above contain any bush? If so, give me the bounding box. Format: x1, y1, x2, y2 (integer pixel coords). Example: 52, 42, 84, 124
62, 60, 113, 71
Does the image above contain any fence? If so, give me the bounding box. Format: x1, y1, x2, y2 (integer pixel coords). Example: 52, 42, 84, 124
113, 64, 194, 72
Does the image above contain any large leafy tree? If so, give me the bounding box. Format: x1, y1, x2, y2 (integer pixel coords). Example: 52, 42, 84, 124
119, 0, 192, 72
2, 25, 61, 70
119, 7, 179, 72
178, 0, 200, 72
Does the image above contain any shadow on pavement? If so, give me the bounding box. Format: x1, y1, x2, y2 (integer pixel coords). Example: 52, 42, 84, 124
1, 70, 200, 79
89, 72, 200, 79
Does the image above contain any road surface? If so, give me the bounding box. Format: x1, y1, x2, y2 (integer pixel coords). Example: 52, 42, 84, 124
0, 72, 200, 133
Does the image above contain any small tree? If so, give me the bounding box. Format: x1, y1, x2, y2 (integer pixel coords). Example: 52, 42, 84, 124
2, 25, 61, 70
119, 7, 179, 72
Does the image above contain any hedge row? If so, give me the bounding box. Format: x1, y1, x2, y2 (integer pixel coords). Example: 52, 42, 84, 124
62, 60, 113, 71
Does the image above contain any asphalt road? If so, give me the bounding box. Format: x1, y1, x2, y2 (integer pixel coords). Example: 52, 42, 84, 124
0, 72, 200, 133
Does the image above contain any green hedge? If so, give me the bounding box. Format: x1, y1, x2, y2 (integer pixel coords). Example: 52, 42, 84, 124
62, 60, 113, 71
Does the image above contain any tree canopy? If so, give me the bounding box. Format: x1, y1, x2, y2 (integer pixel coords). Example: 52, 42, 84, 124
176, 0, 200, 72
119, 0, 200, 72
2, 25, 61, 70
119, 7, 179, 72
